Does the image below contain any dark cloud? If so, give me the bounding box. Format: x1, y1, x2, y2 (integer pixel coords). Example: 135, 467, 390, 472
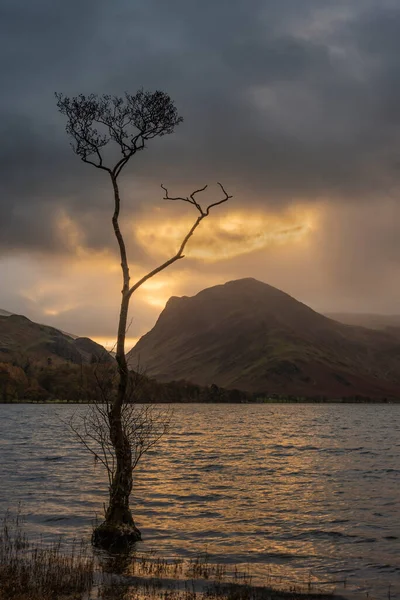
0, 1, 398, 214
2, 0, 400, 322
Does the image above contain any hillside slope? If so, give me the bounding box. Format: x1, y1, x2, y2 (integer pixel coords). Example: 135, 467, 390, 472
0, 313, 111, 366
128, 278, 400, 398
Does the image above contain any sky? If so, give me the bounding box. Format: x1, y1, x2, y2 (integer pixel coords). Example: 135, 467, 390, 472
2, 0, 400, 349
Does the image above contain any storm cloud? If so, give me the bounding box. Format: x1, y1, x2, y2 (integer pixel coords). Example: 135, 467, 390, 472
2, 0, 400, 340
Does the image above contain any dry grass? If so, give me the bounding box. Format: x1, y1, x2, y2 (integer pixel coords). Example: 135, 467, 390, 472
0, 512, 94, 600
0, 513, 340, 600
94, 551, 340, 600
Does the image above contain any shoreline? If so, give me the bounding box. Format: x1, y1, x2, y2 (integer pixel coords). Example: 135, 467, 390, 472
1, 398, 399, 404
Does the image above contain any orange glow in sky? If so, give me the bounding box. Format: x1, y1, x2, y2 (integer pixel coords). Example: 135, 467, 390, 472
135, 206, 318, 262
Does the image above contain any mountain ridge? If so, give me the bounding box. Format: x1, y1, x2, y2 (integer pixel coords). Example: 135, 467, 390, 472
128, 278, 400, 399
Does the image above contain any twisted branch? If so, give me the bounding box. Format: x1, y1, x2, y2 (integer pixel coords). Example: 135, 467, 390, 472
128, 183, 232, 297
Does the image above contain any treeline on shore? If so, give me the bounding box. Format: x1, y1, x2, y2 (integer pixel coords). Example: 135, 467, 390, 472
0, 357, 398, 404
0, 357, 251, 403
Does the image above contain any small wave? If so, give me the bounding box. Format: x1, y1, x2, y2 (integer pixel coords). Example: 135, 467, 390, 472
177, 493, 230, 502
139, 500, 172, 507
270, 444, 295, 450
270, 452, 292, 457
329, 519, 350, 524
199, 464, 224, 472
371, 564, 400, 573
210, 550, 301, 563
294, 530, 358, 540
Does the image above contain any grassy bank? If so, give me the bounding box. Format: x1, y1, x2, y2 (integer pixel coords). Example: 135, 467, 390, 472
0, 513, 344, 600
0, 512, 93, 599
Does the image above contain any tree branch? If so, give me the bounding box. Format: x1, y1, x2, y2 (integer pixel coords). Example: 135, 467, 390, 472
128, 183, 232, 297
82, 157, 111, 173
204, 182, 231, 215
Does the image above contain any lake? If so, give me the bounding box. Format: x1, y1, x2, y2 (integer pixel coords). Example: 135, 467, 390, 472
0, 403, 399, 599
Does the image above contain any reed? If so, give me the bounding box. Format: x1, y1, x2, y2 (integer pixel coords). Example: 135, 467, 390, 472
0, 511, 94, 600
0, 512, 340, 600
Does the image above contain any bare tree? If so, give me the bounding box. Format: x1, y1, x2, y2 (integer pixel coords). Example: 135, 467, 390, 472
69, 366, 172, 544
56, 90, 232, 550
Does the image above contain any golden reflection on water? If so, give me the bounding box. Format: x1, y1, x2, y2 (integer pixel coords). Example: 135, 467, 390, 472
0, 404, 399, 598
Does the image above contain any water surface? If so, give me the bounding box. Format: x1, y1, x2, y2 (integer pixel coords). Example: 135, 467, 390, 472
0, 403, 399, 598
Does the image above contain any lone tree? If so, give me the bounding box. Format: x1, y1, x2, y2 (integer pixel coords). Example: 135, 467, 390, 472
56, 90, 232, 550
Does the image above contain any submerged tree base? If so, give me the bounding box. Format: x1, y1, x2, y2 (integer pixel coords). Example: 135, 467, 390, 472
92, 521, 142, 552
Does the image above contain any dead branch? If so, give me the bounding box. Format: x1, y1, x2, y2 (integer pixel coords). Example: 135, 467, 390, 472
128, 183, 232, 297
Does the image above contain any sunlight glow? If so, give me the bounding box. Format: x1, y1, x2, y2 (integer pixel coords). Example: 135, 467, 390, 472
138, 278, 173, 309
93, 337, 139, 353
135, 207, 317, 262
10, 205, 320, 342
43, 305, 78, 317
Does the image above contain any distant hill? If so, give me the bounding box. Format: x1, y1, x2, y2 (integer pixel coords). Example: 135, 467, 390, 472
0, 308, 78, 338
128, 278, 400, 399
0, 312, 114, 402
327, 313, 400, 330
0, 313, 111, 366
0, 311, 249, 404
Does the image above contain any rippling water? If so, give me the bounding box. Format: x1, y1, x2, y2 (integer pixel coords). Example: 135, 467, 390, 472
0, 403, 399, 598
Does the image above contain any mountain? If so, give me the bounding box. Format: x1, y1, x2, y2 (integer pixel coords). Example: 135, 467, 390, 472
327, 313, 400, 330
128, 278, 400, 399
0, 313, 111, 366
0, 309, 13, 317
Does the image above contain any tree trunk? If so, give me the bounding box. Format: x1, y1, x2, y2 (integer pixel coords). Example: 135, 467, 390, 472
105, 291, 136, 527
92, 177, 141, 551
